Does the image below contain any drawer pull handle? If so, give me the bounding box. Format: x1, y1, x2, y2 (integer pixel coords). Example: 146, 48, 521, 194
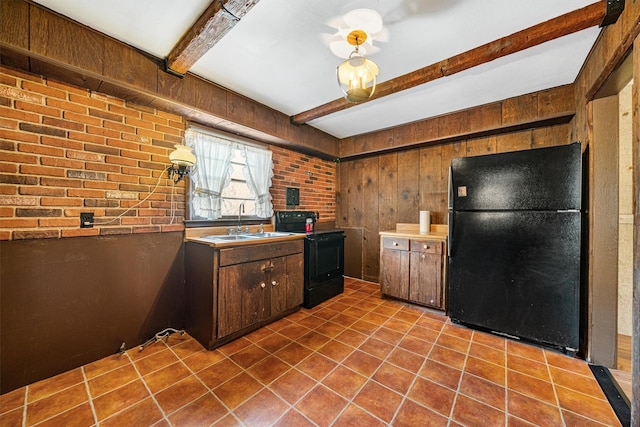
393, 242, 398, 246
260, 282, 266, 289
423, 244, 428, 249
271, 280, 278, 286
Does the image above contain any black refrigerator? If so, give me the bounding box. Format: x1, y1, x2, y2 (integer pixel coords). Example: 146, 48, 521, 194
448, 142, 583, 353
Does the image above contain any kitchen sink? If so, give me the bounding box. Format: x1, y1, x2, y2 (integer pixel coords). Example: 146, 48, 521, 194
249, 231, 296, 238
200, 232, 296, 243
202, 235, 259, 241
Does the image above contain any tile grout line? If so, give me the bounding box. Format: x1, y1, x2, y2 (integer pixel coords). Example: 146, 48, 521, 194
215, 311, 337, 426
25, 376, 98, 427
387, 310, 448, 425
374, 293, 459, 420
444, 323, 473, 426
124, 345, 172, 426
283, 284, 398, 426
251, 297, 359, 426
200, 294, 516, 422
80, 366, 99, 427
542, 348, 570, 427
290, 289, 386, 425
198, 310, 357, 424
163, 338, 241, 426
325, 301, 410, 425
507, 342, 617, 426
21, 386, 27, 427
330, 285, 408, 425
505, 348, 613, 406
503, 333, 509, 426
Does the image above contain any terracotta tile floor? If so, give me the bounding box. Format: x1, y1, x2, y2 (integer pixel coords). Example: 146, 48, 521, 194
0, 278, 622, 426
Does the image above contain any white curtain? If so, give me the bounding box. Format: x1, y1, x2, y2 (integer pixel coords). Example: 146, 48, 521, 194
242, 145, 274, 218
186, 131, 233, 220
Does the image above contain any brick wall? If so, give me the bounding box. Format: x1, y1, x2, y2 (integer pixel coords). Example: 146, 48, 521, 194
0, 66, 336, 240
271, 146, 336, 222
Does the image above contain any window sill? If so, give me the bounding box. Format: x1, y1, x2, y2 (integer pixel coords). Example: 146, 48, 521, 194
184, 217, 270, 228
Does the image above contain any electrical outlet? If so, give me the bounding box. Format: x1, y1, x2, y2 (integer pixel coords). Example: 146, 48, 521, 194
80, 212, 94, 228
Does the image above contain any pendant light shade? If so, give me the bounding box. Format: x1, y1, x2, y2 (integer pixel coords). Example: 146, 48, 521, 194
169, 144, 196, 166
167, 144, 196, 184
337, 30, 378, 103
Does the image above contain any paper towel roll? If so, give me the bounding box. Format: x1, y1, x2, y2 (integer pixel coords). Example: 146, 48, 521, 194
420, 210, 430, 234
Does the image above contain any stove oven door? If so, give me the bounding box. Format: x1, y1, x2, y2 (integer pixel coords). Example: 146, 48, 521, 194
305, 233, 344, 283
303, 232, 345, 308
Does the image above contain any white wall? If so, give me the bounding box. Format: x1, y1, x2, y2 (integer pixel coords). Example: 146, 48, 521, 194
618, 81, 634, 337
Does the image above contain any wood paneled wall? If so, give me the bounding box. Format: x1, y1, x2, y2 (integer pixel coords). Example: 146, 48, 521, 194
567, 0, 640, 409
337, 124, 570, 282
339, 85, 575, 159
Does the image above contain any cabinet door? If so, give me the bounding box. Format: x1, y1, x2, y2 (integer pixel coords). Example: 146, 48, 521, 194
243, 260, 270, 328
218, 264, 244, 338
269, 256, 288, 316
285, 253, 304, 309
218, 260, 268, 338
409, 251, 442, 308
270, 253, 304, 316
380, 248, 410, 300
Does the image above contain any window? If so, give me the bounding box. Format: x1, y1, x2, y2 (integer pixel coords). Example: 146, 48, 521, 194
185, 127, 274, 221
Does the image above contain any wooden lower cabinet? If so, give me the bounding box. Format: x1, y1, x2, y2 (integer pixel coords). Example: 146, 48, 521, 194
380, 236, 445, 310
380, 238, 410, 300
217, 254, 303, 338
186, 239, 304, 349
217, 259, 268, 338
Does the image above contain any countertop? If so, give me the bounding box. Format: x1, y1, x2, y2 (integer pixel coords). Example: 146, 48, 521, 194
379, 223, 448, 241
184, 225, 306, 248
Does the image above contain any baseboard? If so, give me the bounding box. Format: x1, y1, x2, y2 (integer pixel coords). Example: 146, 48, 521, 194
589, 364, 631, 427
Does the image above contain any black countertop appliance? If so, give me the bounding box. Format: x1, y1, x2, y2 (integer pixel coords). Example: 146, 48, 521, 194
448, 142, 584, 354
275, 211, 345, 308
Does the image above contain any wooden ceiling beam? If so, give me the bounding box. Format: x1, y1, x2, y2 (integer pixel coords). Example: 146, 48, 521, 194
165, 0, 260, 76
290, 1, 609, 126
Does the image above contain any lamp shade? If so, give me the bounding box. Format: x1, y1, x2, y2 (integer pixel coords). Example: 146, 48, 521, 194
169, 144, 196, 166
337, 52, 378, 103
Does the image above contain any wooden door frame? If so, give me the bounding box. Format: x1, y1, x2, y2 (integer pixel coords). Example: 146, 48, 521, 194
630, 41, 639, 427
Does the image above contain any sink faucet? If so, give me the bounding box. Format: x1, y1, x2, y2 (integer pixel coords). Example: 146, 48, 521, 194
237, 203, 244, 232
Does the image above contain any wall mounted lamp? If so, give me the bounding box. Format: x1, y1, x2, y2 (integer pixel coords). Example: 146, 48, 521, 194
167, 144, 196, 184
337, 29, 379, 103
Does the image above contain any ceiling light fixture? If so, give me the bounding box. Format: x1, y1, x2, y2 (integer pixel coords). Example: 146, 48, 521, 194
337, 29, 379, 103
167, 144, 196, 184
343, 8, 383, 35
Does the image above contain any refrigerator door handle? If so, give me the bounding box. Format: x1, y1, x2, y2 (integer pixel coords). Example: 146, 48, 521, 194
447, 211, 453, 257
447, 166, 453, 211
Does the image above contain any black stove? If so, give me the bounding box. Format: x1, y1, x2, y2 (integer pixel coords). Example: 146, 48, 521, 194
275, 211, 345, 308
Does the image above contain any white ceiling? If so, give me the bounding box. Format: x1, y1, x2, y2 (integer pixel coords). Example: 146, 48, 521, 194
32, 0, 601, 139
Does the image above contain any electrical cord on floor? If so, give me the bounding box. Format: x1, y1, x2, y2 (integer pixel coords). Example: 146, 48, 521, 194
138, 327, 185, 352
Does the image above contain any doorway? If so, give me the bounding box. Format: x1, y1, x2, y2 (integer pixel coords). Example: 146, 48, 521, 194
590, 53, 633, 402
616, 80, 633, 376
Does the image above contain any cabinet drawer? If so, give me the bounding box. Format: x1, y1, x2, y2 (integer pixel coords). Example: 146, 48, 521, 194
219, 240, 303, 266
382, 237, 409, 251
410, 240, 441, 254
